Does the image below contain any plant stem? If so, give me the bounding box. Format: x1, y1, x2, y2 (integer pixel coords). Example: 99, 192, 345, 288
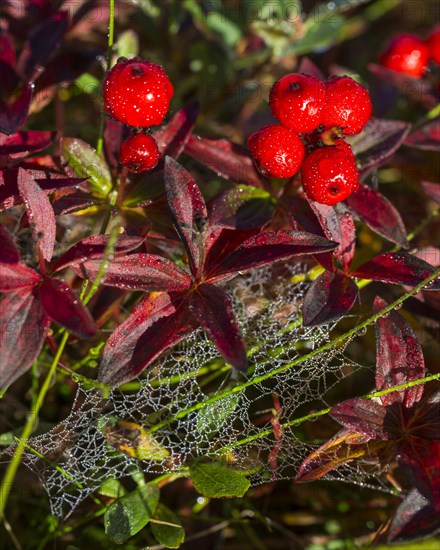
96, 0, 115, 156
0, 332, 70, 520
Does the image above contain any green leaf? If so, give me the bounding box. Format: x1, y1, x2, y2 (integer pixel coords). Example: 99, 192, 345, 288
75, 73, 101, 96
98, 478, 127, 499
0, 432, 14, 446
104, 484, 160, 544
61, 137, 112, 198
206, 13, 242, 47
189, 462, 250, 498
287, 6, 345, 56
196, 394, 239, 438
116, 30, 139, 59
151, 503, 185, 548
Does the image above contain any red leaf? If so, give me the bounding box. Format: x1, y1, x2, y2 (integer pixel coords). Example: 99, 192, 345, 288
399, 440, 440, 511
17, 11, 69, 80
368, 63, 438, 109
0, 130, 55, 162
154, 101, 199, 158
308, 201, 356, 270
421, 181, 440, 204
38, 278, 97, 339
302, 271, 358, 326
347, 118, 411, 174
189, 284, 247, 371
0, 224, 20, 263
405, 120, 440, 152
164, 157, 208, 277
0, 290, 48, 389
346, 183, 407, 248
373, 296, 425, 408
76, 254, 191, 292
104, 118, 126, 169
0, 262, 40, 291
206, 230, 337, 283
209, 186, 274, 230
0, 82, 33, 136
330, 398, 387, 440
388, 488, 440, 542
0, 167, 87, 210
353, 253, 440, 290
99, 292, 193, 386
52, 235, 143, 272
17, 167, 56, 262
184, 134, 265, 187
0, 32, 15, 66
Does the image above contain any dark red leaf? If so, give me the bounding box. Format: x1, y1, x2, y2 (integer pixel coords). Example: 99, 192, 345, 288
369, 63, 438, 110
408, 391, 440, 440
17, 167, 56, 262
38, 278, 97, 339
346, 183, 407, 248
206, 230, 337, 283
399, 440, 440, 511
330, 398, 387, 440
76, 254, 191, 292
154, 101, 199, 158
353, 253, 440, 290
52, 235, 143, 272
104, 118, 126, 169
373, 296, 425, 408
388, 488, 440, 542
99, 292, 193, 387
0, 82, 33, 136
0, 290, 48, 389
0, 167, 86, 210
421, 181, 440, 204
209, 185, 274, 230
0, 262, 40, 291
0, 130, 55, 161
184, 134, 265, 187
0, 32, 15, 66
0, 224, 20, 263
302, 271, 358, 326
35, 51, 95, 93
51, 193, 98, 216
18, 11, 69, 80
202, 228, 259, 271
189, 284, 247, 371
347, 118, 411, 174
308, 201, 356, 271
405, 120, 440, 152
164, 156, 208, 277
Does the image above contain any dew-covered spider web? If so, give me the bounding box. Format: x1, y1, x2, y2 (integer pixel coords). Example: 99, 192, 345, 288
4, 263, 391, 518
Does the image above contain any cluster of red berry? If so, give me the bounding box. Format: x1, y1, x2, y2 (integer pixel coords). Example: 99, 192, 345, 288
380, 26, 440, 78
103, 57, 174, 173
248, 74, 372, 206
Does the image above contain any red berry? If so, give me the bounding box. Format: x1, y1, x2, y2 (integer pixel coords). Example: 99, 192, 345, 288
427, 26, 440, 65
322, 76, 372, 136
103, 57, 174, 127
248, 124, 305, 179
380, 34, 429, 78
269, 73, 326, 133
119, 133, 160, 173
301, 142, 359, 206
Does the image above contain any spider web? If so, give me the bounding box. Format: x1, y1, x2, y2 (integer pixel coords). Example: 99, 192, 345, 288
4, 263, 389, 518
